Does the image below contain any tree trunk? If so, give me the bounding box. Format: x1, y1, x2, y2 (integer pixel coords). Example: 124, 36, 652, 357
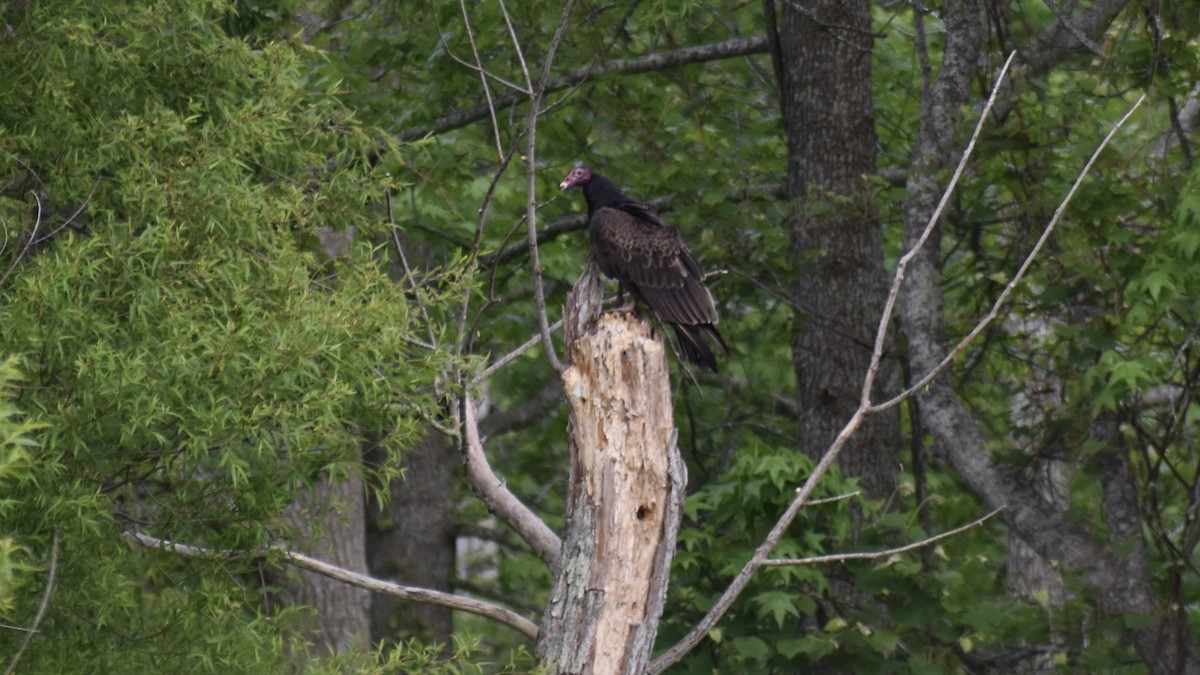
366, 429, 455, 646
278, 471, 372, 657
537, 265, 686, 674
770, 0, 900, 500
272, 226, 372, 658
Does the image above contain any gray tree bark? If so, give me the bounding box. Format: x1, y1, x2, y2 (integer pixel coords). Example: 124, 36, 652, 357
769, 0, 900, 500
366, 429, 455, 646
536, 265, 686, 674
278, 471, 372, 657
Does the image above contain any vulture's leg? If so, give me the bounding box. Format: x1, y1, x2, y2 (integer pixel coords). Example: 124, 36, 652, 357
614, 283, 637, 313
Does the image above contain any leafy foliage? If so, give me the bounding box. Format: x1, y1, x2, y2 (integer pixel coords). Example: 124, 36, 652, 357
0, 0, 465, 670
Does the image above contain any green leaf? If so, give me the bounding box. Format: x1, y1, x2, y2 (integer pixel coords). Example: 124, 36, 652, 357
731, 636, 772, 664
754, 590, 800, 629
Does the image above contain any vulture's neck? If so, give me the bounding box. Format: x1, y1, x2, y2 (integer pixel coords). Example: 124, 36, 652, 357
582, 175, 630, 216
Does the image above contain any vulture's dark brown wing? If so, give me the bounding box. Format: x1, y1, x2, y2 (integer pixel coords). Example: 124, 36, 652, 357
588, 206, 718, 327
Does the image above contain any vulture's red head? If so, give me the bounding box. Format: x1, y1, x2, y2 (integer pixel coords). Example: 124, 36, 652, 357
559, 166, 593, 190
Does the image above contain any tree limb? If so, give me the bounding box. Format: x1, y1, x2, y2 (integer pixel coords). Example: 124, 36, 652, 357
458, 394, 562, 566
456, 0, 506, 161
122, 530, 539, 640
1020, 0, 1128, 75
898, 2, 1197, 671
399, 36, 769, 142
762, 508, 1002, 566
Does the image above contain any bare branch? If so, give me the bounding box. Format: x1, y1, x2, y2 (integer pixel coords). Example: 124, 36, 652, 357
385, 190, 440, 351
860, 51, 1016, 411
4, 529, 60, 675
399, 36, 770, 142
655, 72, 1145, 671
1020, 0, 1127, 75
648, 53, 1018, 675
514, 0, 576, 374
459, 394, 562, 566
455, 144, 521, 363
806, 490, 862, 506
763, 508, 1002, 566
0, 191, 42, 290
440, 39, 531, 97
457, 0, 505, 161
122, 530, 539, 640
871, 93, 1146, 414
479, 320, 564, 381
1042, 0, 1106, 60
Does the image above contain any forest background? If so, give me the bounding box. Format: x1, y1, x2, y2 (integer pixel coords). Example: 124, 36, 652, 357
2, 0, 1199, 672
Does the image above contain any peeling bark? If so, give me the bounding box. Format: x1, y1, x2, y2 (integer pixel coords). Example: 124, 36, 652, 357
537, 267, 686, 674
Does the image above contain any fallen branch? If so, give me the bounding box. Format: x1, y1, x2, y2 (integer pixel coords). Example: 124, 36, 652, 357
122, 530, 539, 640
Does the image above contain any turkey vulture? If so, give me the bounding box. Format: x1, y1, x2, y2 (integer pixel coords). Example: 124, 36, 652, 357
559, 166, 729, 372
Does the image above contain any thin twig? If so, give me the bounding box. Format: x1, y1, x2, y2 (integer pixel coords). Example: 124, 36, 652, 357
386, 190, 440, 351
0, 191, 42, 290
496, 0, 534, 92
122, 530, 539, 640
4, 529, 60, 675
805, 490, 862, 506
31, 180, 98, 247
1043, 0, 1106, 59
762, 508, 1002, 566
441, 40, 531, 96
479, 318, 565, 381
512, 0, 576, 374
457, 0, 505, 161
456, 144, 522, 362
537, 0, 645, 119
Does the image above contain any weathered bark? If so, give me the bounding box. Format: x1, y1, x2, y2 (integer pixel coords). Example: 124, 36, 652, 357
537, 265, 686, 674
1019, 0, 1130, 76
900, 2, 1200, 671
366, 429, 455, 646
1003, 314, 1070, 648
771, 0, 900, 499
278, 472, 372, 657
1003, 317, 1070, 673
